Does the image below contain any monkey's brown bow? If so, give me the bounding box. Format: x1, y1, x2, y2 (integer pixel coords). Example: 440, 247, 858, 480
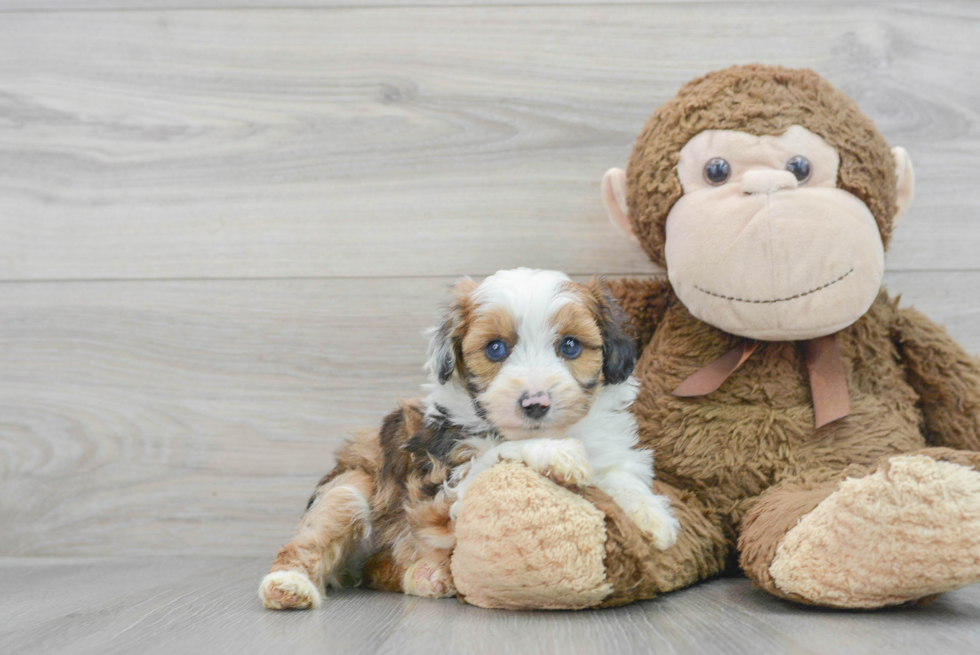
672, 335, 850, 429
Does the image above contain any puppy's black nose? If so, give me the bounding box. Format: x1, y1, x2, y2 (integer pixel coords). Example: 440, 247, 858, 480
519, 391, 551, 420
522, 403, 549, 419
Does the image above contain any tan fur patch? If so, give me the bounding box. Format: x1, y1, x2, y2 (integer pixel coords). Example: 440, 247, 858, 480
404, 493, 456, 551
448, 278, 479, 334
363, 551, 406, 592
550, 302, 603, 388
270, 469, 375, 589
452, 278, 479, 303
459, 305, 517, 389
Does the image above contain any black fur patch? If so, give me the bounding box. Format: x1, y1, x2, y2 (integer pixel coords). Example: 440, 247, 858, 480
597, 288, 638, 385
463, 378, 490, 420
404, 414, 466, 462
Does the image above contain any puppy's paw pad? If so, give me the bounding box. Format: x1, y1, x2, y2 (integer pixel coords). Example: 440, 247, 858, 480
403, 561, 456, 598
259, 570, 322, 610
523, 440, 593, 486
627, 499, 681, 551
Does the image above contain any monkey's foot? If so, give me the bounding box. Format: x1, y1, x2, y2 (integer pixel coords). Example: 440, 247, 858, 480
259, 570, 322, 610
769, 454, 980, 608
403, 560, 456, 598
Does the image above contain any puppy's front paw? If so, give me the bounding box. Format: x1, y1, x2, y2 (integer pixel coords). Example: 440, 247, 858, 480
403, 560, 456, 598
259, 570, 322, 610
522, 439, 593, 485
622, 494, 681, 551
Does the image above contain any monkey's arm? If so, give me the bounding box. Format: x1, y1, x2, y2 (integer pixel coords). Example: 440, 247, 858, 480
604, 276, 674, 356
890, 302, 980, 451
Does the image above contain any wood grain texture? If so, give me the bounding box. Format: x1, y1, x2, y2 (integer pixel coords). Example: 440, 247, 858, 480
1, 0, 979, 643
0, 271, 977, 557
0, 558, 978, 655
0, 0, 920, 12
1, 2, 979, 281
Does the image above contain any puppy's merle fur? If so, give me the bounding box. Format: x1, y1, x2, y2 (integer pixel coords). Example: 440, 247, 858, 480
259, 269, 679, 609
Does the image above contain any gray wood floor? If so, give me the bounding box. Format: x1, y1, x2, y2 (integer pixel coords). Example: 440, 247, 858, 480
2, 0, 980, 652
1, 558, 979, 655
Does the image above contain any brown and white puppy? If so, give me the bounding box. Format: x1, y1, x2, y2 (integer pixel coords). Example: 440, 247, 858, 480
259, 268, 679, 610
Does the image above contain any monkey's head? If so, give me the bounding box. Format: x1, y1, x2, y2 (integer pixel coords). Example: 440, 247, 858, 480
602, 65, 915, 340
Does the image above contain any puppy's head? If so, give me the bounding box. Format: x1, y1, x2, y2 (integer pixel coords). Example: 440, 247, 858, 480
426, 269, 636, 439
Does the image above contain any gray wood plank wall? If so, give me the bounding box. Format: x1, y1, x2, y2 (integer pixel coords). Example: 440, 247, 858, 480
1, 0, 979, 559
0, 0, 931, 11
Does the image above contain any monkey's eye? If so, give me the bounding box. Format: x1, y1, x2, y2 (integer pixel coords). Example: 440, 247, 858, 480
703, 158, 731, 186
786, 156, 811, 183
485, 339, 509, 362
558, 337, 583, 360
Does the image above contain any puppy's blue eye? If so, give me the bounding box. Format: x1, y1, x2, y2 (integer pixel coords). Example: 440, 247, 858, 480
485, 339, 508, 362
559, 337, 582, 359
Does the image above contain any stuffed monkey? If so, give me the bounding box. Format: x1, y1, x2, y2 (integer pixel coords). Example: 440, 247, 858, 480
448, 64, 980, 610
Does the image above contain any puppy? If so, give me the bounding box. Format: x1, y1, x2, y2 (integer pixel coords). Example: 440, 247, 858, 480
259, 268, 679, 610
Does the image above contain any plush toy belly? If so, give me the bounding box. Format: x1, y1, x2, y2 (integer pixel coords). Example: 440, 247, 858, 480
631, 300, 927, 526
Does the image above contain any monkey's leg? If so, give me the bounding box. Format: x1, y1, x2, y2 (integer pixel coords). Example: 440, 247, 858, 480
740, 448, 980, 608
259, 468, 374, 610
451, 461, 729, 609
583, 477, 730, 607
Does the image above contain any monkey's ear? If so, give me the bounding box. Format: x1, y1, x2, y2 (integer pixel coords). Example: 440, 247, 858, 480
602, 168, 638, 242
588, 278, 638, 385
892, 146, 915, 226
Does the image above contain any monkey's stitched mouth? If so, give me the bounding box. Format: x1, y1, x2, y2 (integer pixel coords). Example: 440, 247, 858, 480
694, 268, 854, 305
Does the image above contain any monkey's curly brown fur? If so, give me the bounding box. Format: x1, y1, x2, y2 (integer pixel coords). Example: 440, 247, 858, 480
626, 65, 899, 268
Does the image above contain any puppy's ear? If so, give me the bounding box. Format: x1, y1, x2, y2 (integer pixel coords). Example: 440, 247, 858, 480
425, 318, 457, 385
587, 278, 638, 385
425, 278, 477, 385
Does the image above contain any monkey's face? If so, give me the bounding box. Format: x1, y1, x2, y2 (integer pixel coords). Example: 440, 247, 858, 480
664, 125, 887, 340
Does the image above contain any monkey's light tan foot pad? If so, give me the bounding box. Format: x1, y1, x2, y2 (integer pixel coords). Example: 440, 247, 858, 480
770, 455, 980, 608
451, 461, 611, 610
